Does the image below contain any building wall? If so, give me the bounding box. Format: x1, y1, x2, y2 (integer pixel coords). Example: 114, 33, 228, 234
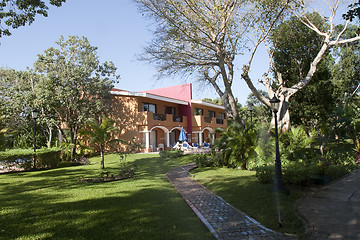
110, 95, 142, 150
191, 102, 227, 132
109, 91, 227, 152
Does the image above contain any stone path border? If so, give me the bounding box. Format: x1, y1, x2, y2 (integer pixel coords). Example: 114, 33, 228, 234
166, 163, 297, 240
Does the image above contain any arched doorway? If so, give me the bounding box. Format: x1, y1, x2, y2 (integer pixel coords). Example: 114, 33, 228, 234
169, 127, 182, 147
149, 126, 170, 151
202, 127, 214, 145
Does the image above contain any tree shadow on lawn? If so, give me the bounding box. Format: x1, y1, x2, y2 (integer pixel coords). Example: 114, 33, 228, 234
192, 170, 305, 236
0, 168, 94, 195
0, 155, 214, 240
0, 185, 214, 240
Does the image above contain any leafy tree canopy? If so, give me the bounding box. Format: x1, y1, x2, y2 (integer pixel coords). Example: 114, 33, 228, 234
270, 12, 335, 128
0, 0, 66, 37
34, 35, 120, 158
343, 0, 360, 22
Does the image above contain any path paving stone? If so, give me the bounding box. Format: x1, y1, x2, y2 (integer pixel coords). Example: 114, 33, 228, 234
297, 168, 360, 239
166, 163, 297, 240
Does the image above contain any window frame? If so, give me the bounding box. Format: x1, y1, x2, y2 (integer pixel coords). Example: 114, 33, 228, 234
143, 102, 156, 113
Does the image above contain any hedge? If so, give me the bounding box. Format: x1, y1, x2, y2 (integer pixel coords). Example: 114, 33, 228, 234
0, 148, 62, 170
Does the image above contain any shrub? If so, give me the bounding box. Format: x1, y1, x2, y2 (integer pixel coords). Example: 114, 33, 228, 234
0, 148, 62, 170
248, 126, 274, 170
159, 150, 183, 159
211, 121, 257, 169
280, 126, 314, 163
195, 154, 214, 167
325, 165, 353, 180
255, 165, 274, 184
282, 161, 313, 186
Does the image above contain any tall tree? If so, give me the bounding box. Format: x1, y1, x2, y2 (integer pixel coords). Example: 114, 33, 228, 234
0, 0, 66, 37
34, 35, 120, 159
270, 13, 335, 129
0, 68, 45, 148
241, 0, 360, 132
332, 25, 360, 104
135, 0, 289, 122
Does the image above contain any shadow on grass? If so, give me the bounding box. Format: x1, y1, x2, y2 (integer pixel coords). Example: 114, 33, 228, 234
0, 154, 213, 240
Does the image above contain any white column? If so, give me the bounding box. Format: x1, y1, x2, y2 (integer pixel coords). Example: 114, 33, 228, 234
166, 131, 170, 148
145, 131, 150, 152
199, 132, 203, 146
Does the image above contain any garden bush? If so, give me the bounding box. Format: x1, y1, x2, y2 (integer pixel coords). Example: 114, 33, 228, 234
324, 165, 357, 180
0, 148, 62, 170
248, 126, 274, 170
255, 165, 274, 184
282, 161, 313, 186
195, 154, 214, 167
211, 121, 257, 169
159, 150, 183, 159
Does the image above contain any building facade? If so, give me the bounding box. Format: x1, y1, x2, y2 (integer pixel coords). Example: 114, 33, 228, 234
110, 83, 227, 152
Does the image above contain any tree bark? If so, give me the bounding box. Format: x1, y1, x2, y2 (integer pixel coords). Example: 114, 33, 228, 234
100, 145, 105, 169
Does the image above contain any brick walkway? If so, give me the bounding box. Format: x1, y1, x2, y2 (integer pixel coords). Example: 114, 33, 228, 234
166, 163, 297, 240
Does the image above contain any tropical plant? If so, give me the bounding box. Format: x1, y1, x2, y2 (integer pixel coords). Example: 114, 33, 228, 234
249, 125, 274, 170
329, 97, 360, 151
279, 126, 314, 163
212, 121, 257, 169
79, 117, 123, 169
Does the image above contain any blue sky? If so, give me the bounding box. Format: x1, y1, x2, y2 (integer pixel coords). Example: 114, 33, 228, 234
0, 0, 267, 105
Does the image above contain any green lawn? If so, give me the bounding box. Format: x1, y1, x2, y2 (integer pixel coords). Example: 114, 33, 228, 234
0, 154, 214, 240
191, 167, 305, 238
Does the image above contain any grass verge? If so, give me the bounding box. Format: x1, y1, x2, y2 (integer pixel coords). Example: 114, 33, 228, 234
0, 153, 214, 240
191, 167, 305, 238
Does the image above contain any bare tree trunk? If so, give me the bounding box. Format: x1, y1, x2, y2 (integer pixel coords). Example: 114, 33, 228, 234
70, 128, 78, 160
278, 98, 291, 133
47, 125, 52, 148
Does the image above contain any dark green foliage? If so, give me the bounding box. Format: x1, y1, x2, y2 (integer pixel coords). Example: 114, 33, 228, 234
211, 121, 257, 169
35, 36, 120, 159
270, 12, 335, 129
249, 125, 274, 169
279, 126, 315, 163
282, 161, 314, 186
329, 97, 360, 151
159, 150, 183, 159
254, 165, 274, 184
195, 154, 214, 167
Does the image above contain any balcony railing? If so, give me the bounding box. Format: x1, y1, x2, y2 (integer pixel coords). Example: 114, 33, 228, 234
216, 118, 224, 125
204, 116, 212, 123
173, 115, 183, 122
153, 113, 166, 121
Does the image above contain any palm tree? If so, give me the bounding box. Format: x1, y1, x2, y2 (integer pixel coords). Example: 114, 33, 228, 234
79, 117, 122, 169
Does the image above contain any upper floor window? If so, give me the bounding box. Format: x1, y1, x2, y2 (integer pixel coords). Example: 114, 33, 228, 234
208, 110, 215, 118
218, 112, 225, 119
165, 106, 176, 115
195, 108, 203, 116
143, 103, 156, 113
